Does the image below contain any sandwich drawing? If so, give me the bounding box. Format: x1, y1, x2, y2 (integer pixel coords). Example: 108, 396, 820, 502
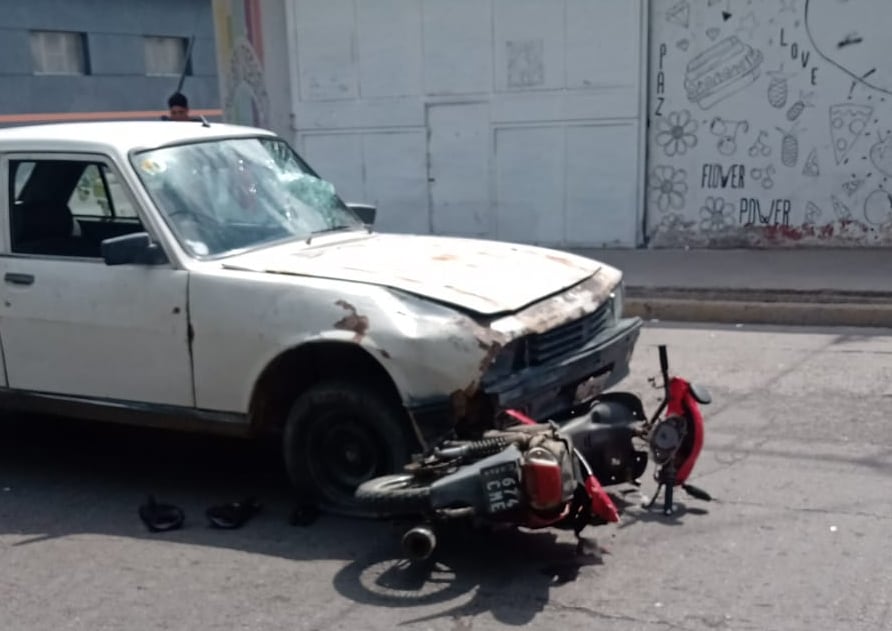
685, 36, 764, 110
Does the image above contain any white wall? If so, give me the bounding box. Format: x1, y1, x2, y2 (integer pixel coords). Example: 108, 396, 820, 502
281, 0, 649, 248
647, 0, 892, 247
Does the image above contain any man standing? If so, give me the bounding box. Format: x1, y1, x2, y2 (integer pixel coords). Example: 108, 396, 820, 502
164, 92, 191, 121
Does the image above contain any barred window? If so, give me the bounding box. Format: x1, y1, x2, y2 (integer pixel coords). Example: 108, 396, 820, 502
30, 30, 88, 75
144, 36, 189, 76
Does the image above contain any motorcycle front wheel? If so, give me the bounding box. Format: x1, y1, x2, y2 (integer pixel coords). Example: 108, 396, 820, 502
354, 473, 432, 514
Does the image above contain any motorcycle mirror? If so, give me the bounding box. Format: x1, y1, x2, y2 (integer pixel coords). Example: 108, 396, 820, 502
658, 345, 669, 378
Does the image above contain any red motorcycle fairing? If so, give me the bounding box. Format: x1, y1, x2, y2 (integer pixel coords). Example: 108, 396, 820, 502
519, 473, 620, 528
523, 505, 572, 529
584, 475, 620, 523
664, 377, 705, 485
504, 409, 538, 426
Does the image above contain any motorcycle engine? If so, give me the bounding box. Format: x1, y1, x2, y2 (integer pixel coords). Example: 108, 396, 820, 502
648, 415, 687, 466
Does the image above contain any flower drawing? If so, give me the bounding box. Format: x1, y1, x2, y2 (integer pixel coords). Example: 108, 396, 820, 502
657, 212, 692, 234
656, 109, 699, 157
649, 165, 688, 212
699, 196, 734, 233
650, 212, 695, 247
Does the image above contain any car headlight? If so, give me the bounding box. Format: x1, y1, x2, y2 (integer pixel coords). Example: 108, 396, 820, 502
611, 282, 624, 321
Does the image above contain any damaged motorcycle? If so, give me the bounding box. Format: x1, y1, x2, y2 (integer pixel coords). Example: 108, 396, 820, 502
354, 345, 713, 562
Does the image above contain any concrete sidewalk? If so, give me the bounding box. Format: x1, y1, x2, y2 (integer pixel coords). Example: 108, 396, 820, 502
568, 248, 892, 328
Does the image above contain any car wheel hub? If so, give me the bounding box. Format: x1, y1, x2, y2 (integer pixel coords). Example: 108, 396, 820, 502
311, 416, 385, 497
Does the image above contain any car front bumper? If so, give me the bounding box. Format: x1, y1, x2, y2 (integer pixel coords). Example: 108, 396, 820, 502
482, 316, 643, 421
407, 315, 643, 446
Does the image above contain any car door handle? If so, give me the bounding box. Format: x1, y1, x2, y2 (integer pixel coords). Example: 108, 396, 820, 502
4, 272, 34, 286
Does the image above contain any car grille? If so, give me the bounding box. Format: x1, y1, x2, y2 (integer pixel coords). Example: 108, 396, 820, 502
526, 302, 611, 366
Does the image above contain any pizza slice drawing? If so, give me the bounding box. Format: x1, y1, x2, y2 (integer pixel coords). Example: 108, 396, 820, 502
804, 201, 823, 224
666, 0, 690, 28
829, 103, 873, 164
831, 195, 853, 220
842, 178, 864, 197
802, 148, 820, 177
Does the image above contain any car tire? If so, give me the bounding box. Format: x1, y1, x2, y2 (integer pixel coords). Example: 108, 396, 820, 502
282, 381, 414, 517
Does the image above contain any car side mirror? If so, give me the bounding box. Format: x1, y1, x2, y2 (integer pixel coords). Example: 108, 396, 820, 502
347, 203, 376, 226
100, 232, 168, 266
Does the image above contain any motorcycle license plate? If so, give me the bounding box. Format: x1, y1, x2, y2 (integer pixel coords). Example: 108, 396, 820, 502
480, 462, 522, 515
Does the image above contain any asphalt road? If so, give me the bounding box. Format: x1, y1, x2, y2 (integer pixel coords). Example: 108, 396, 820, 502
2, 323, 891, 631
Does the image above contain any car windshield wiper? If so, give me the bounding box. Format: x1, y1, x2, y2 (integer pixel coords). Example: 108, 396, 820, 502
305, 225, 360, 244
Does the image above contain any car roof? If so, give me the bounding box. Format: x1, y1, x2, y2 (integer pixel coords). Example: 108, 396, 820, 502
0, 120, 277, 155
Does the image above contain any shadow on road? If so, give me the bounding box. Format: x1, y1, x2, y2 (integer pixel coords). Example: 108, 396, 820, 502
607, 487, 710, 531
332, 524, 608, 626
0, 412, 376, 555
0, 412, 627, 625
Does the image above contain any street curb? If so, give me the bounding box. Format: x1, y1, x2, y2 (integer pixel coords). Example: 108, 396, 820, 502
626, 286, 892, 304
625, 294, 892, 328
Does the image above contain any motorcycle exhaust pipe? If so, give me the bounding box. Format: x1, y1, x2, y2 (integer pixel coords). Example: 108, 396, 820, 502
402, 525, 437, 562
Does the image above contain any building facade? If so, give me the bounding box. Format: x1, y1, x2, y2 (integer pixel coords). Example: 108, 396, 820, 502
5, 0, 887, 248
647, 0, 892, 247
0, 0, 220, 126
220, 0, 892, 249
213, 0, 650, 246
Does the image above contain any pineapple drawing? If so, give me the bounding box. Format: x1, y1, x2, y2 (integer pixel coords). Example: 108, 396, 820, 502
767, 67, 791, 109
786, 91, 815, 122
776, 124, 804, 168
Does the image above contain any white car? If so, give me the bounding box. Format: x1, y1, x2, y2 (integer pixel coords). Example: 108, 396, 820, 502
0, 121, 641, 512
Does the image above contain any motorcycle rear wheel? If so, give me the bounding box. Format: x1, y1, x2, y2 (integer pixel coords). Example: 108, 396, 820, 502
355, 473, 432, 514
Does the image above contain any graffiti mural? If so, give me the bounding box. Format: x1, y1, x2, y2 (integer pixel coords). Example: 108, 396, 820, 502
648, 0, 892, 247
212, 0, 270, 129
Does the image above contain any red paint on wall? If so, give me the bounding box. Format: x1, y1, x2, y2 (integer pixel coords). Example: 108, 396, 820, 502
761, 225, 806, 242
246, 0, 264, 62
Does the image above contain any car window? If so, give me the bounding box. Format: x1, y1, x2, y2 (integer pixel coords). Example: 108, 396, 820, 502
13, 162, 35, 198
7, 158, 146, 259
70, 164, 111, 217
69, 164, 139, 218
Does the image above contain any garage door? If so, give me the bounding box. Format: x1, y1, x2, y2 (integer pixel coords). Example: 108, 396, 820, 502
286, 0, 648, 247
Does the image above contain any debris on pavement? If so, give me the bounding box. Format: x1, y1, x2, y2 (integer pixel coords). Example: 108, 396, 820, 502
138, 495, 185, 533
206, 497, 262, 529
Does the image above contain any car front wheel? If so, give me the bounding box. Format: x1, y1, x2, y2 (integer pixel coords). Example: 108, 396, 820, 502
282, 381, 414, 517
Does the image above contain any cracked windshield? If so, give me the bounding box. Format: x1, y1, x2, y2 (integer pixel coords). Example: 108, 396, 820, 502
131, 137, 364, 257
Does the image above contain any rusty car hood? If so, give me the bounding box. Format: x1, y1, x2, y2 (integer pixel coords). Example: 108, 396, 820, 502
222, 233, 608, 315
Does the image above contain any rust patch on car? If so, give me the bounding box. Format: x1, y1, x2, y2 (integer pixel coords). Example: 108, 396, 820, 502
431, 253, 457, 262
334, 300, 369, 342
449, 386, 494, 433
513, 273, 618, 335
450, 389, 469, 419
442, 338, 498, 408
472, 324, 511, 373
477, 340, 503, 373
544, 252, 586, 269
